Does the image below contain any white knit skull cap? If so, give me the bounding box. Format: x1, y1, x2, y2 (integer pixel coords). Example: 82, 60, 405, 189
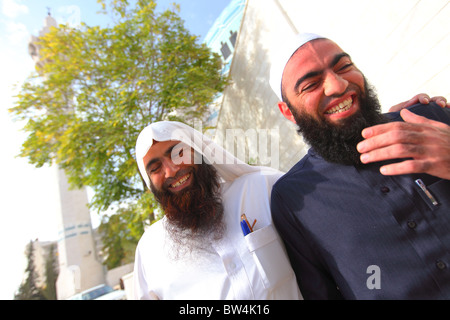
269, 33, 325, 101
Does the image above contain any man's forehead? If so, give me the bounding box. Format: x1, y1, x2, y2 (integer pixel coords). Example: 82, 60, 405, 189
289, 39, 342, 67
282, 39, 344, 87
150, 139, 181, 149
144, 140, 182, 160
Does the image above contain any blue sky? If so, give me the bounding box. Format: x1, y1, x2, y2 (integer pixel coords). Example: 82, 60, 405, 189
0, 0, 231, 300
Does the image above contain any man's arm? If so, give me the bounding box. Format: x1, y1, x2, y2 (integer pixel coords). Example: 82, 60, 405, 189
271, 188, 343, 300
357, 106, 450, 179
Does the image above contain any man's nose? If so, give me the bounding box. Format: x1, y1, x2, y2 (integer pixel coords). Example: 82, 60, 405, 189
323, 71, 348, 96
163, 159, 180, 178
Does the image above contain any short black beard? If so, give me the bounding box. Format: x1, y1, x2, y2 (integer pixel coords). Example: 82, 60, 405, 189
288, 79, 388, 165
150, 163, 225, 256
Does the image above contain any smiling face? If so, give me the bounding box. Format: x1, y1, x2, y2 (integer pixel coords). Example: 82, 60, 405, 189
278, 38, 387, 165
279, 38, 366, 126
143, 140, 196, 194
142, 139, 225, 250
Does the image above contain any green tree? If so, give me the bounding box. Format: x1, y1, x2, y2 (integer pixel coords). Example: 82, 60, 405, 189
10, 0, 228, 269
99, 191, 159, 269
14, 241, 47, 300
41, 243, 59, 300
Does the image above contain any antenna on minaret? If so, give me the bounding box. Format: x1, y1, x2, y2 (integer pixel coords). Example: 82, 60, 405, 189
47, 6, 51, 16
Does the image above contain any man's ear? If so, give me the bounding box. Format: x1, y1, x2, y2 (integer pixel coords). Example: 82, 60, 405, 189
278, 101, 297, 124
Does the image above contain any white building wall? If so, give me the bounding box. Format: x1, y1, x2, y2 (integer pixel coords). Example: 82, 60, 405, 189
55, 168, 105, 299
278, 0, 449, 110
216, 0, 449, 172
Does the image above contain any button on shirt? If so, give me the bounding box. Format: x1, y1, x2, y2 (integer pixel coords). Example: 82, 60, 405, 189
134, 171, 302, 300
271, 104, 450, 300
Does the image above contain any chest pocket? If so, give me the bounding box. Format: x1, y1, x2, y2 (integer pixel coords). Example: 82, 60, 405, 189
416, 178, 450, 211
245, 224, 295, 289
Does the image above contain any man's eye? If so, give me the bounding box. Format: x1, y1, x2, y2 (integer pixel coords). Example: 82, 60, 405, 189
301, 81, 319, 92
149, 164, 161, 173
337, 63, 353, 72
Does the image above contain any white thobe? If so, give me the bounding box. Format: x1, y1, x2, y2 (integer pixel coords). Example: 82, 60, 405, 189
133, 170, 302, 300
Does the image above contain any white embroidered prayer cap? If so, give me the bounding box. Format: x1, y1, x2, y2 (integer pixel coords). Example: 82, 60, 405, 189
269, 33, 325, 101
136, 121, 279, 189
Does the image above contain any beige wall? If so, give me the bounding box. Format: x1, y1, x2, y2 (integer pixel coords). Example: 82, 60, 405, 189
215, 0, 449, 172
55, 168, 105, 299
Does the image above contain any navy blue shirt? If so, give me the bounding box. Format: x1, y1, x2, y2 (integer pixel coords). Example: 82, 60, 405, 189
271, 103, 450, 299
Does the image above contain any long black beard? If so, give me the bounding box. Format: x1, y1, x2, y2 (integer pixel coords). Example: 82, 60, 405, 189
150, 163, 225, 257
290, 80, 388, 165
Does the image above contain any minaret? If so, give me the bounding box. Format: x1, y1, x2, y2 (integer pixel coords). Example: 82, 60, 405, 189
28, 11, 105, 300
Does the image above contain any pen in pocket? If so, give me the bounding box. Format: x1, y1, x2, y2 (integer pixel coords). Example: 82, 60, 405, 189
240, 214, 257, 236
415, 179, 438, 206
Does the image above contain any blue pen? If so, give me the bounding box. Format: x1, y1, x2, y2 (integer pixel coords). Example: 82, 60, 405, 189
240, 214, 252, 236
241, 219, 251, 236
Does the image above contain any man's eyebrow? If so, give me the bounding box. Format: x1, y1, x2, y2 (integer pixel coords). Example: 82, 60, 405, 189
164, 144, 177, 157
330, 52, 351, 68
293, 52, 351, 94
294, 70, 323, 94
145, 143, 177, 172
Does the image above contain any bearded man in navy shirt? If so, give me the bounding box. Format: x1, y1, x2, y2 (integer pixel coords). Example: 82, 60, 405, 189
269, 34, 450, 299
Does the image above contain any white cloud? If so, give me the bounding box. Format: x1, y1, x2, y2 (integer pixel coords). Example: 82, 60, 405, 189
1, 0, 29, 18
3, 19, 28, 44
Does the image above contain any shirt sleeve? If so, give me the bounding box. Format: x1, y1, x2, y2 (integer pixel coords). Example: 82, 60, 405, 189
271, 186, 344, 300
385, 102, 450, 125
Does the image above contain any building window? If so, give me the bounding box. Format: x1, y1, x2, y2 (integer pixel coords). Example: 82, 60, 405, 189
220, 41, 231, 60
229, 30, 237, 47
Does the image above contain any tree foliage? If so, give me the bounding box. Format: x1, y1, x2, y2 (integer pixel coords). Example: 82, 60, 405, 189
99, 192, 160, 269
41, 243, 58, 300
15, 241, 59, 300
10, 0, 228, 268
14, 241, 47, 300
